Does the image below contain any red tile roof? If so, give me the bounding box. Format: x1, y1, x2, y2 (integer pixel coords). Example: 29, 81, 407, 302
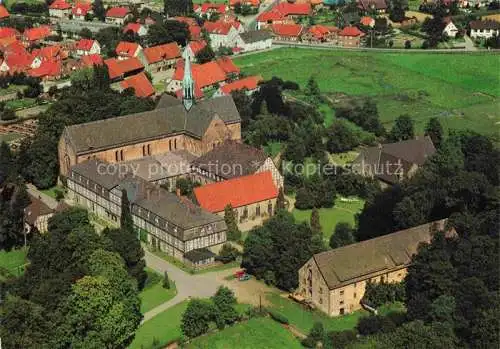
189, 25, 202, 40
271, 23, 304, 37
275, 2, 311, 16
80, 53, 103, 67
115, 41, 141, 57
104, 57, 143, 79
0, 5, 10, 18
1, 39, 25, 55
23, 26, 52, 42
29, 60, 61, 78
143, 42, 181, 64
106, 6, 130, 18
339, 26, 365, 37
257, 10, 283, 22
307, 24, 337, 39
123, 23, 143, 34
72, 2, 91, 16
203, 21, 234, 35
3, 52, 34, 72
75, 38, 96, 51
360, 16, 374, 26
49, 0, 71, 10
32, 45, 66, 61
219, 75, 262, 94
0, 27, 18, 39
215, 56, 240, 75
173, 59, 227, 89
120, 72, 155, 98
200, 3, 226, 14
194, 171, 278, 212
188, 40, 207, 55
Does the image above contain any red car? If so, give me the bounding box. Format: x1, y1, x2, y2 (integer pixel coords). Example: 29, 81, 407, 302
234, 270, 246, 278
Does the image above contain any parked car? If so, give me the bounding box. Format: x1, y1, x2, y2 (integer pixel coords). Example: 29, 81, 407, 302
239, 274, 251, 281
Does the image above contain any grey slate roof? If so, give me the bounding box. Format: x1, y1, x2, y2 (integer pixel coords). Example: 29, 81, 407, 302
71, 159, 124, 189
239, 30, 272, 44
64, 94, 241, 154
313, 219, 450, 290
191, 141, 268, 179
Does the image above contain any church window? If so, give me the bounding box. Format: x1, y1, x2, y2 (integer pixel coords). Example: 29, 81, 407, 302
142, 145, 146, 156
169, 140, 172, 151
115, 151, 119, 162
147, 144, 151, 155
256, 205, 260, 216
174, 139, 177, 149
120, 150, 124, 161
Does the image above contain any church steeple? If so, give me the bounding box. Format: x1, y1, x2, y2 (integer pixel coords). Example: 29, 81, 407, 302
182, 49, 194, 111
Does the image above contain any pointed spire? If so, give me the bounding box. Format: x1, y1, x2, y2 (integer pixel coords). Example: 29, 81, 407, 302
182, 49, 194, 111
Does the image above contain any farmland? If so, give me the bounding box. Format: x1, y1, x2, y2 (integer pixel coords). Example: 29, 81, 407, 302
234, 48, 500, 139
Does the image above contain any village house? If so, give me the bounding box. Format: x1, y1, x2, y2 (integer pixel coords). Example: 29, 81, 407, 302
75, 38, 101, 56
49, 0, 72, 18
105, 6, 131, 25
271, 23, 304, 41
0, 50, 41, 74
184, 40, 208, 61
195, 3, 228, 19
24, 195, 54, 233
0, 5, 9, 20
214, 75, 262, 97
66, 159, 227, 264
443, 17, 458, 38
104, 57, 144, 81
80, 53, 103, 68
0, 27, 19, 40
29, 60, 63, 81
351, 136, 436, 188
142, 42, 181, 73
469, 20, 500, 39
338, 26, 365, 47
256, 2, 311, 29
119, 72, 155, 98
23, 26, 52, 46
203, 21, 242, 49
123, 23, 148, 37
115, 41, 143, 60
190, 140, 283, 188
234, 30, 272, 52
58, 55, 242, 176
357, 0, 387, 13
72, 2, 92, 21
256, 11, 287, 30
32, 45, 67, 62
229, 0, 260, 9
194, 171, 279, 228
298, 220, 453, 317
302, 24, 339, 43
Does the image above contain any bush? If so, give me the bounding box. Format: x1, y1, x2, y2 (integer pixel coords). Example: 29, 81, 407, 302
362, 281, 406, 307
163, 271, 170, 289
326, 330, 357, 349
217, 243, 240, 263
268, 310, 289, 324
263, 270, 276, 286
357, 315, 396, 335
54, 189, 64, 201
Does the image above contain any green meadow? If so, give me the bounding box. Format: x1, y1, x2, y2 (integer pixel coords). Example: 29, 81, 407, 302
234, 48, 500, 138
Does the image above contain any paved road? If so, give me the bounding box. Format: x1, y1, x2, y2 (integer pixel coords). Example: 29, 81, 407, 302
142, 250, 225, 322
26, 183, 59, 209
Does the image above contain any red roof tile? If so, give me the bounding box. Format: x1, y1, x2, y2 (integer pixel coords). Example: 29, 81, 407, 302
257, 10, 283, 22
1, 39, 25, 55
104, 57, 143, 79
115, 41, 141, 57
143, 42, 181, 64
120, 72, 155, 98
0, 5, 10, 18
173, 59, 227, 89
106, 6, 130, 18
72, 2, 91, 16
29, 60, 61, 78
189, 25, 202, 40
123, 23, 143, 34
220, 75, 262, 94
339, 26, 365, 37
216, 56, 240, 75
0, 27, 18, 39
271, 23, 303, 37
275, 2, 311, 16
81, 53, 103, 67
360, 16, 374, 26
203, 21, 234, 35
308, 24, 337, 39
49, 0, 71, 10
32, 45, 66, 61
188, 40, 207, 55
200, 3, 226, 14
3, 52, 34, 72
75, 38, 96, 51
23, 26, 52, 42
194, 171, 278, 212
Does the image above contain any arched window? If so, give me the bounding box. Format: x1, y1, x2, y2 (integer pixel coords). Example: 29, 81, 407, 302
115, 150, 119, 162
120, 150, 124, 161
174, 138, 177, 149
169, 140, 172, 151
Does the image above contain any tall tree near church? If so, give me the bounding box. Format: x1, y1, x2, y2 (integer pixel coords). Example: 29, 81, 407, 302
93, 0, 105, 21
425, 117, 444, 148
0, 141, 14, 185
103, 190, 147, 289
389, 114, 415, 142
224, 204, 241, 241
310, 208, 321, 234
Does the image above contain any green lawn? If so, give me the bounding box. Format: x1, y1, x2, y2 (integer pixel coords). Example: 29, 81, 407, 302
40, 186, 64, 200
129, 301, 188, 349
234, 49, 500, 139
267, 293, 368, 334
139, 268, 177, 314
292, 197, 365, 240
186, 317, 303, 349
5, 98, 37, 111
0, 85, 25, 96
0, 248, 28, 279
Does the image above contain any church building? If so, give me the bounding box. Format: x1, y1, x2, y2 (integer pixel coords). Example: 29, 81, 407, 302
58, 50, 242, 177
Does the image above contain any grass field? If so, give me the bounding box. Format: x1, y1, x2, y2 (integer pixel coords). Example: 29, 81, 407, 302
0, 248, 28, 279
40, 185, 64, 200
292, 197, 365, 240
6, 98, 37, 111
186, 317, 303, 349
234, 49, 500, 138
267, 294, 405, 335
129, 301, 188, 349
139, 268, 177, 314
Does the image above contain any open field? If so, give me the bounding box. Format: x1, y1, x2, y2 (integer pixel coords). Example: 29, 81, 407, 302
186, 317, 302, 349
0, 248, 28, 280
292, 197, 365, 240
139, 268, 177, 314
234, 49, 500, 139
